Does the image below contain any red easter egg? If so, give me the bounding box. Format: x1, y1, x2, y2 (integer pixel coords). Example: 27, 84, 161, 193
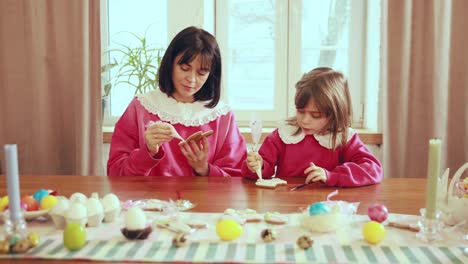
368, 204, 388, 223
22, 195, 39, 211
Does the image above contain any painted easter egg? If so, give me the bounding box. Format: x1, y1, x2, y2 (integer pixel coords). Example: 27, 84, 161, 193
33, 189, 49, 203
368, 204, 388, 223
22, 196, 39, 211
308, 202, 331, 216
40, 195, 58, 210
362, 221, 386, 244
63, 223, 86, 250
216, 219, 243, 241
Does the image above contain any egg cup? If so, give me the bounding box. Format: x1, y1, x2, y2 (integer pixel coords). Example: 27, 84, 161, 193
121, 226, 153, 240
50, 213, 67, 229
87, 213, 104, 227
103, 208, 120, 223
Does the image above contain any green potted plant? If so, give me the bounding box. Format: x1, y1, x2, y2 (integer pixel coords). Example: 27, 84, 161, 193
101, 30, 164, 118
112, 31, 164, 94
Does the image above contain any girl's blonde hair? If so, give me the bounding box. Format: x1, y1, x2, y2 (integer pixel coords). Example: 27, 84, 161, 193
287, 67, 352, 149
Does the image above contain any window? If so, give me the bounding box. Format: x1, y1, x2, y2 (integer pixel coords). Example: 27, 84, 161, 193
102, 0, 380, 130
216, 0, 381, 129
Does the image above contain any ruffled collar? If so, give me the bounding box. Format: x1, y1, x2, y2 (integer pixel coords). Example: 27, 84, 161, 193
136, 89, 230, 126
277, 121, 355, 149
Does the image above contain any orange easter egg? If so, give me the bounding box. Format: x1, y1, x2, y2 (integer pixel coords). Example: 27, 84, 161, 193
22, 195, 39, 211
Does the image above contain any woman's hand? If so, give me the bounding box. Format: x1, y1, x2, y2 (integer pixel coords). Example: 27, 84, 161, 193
179, 136, 209, 175
144, 122, 173, 156
246, 151, 263, 173
304, 162, 327, 184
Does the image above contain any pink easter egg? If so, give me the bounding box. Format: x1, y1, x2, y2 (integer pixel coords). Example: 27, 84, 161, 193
368, 204, 388, 223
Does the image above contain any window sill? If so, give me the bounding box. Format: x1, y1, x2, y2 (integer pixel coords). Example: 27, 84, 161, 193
103, 126, 382, 145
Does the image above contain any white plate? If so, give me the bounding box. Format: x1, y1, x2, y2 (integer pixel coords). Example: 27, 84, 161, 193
1, 209, 50, 221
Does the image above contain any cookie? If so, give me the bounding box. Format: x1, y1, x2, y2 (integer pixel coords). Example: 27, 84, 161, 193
201, 130, 214, 138
184, 131, 203, 143
255, 178, 288, 189
264, 212, 287, 225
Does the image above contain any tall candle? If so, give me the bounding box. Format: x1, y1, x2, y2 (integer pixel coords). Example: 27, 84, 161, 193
425, 138, 441, 219
4, 144, 22, 222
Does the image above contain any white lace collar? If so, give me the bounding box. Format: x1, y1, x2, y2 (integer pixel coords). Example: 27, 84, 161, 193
277, 121, 355, 149
136, 89, 230, 126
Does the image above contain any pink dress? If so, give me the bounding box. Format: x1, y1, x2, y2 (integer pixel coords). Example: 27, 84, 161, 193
108, 89, 247, 177
242, 122, 383, 187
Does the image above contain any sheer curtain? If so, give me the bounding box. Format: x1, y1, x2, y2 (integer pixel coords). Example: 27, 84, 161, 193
0, 0, 102, 175
381, 0, 468, 178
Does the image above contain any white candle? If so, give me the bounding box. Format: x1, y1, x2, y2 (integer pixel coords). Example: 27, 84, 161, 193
425, 138, 441, 219
4, 144, 22, 222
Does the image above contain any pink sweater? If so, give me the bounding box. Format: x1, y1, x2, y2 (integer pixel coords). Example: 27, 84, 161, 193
108, 98, 247, 177
242, 129, 383, 187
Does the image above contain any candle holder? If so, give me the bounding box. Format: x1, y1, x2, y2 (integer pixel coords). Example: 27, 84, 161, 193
416, 208, 443, 243
3, 210, 28, 238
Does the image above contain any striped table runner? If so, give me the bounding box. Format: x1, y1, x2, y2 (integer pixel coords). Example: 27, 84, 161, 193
9, 238, 466, 263
1, 212, 466, 263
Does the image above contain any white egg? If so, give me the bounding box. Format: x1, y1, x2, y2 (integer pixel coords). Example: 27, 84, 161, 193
70, 192, 87, 204
102, 193, 120, 212
86, 197, 103, 216
50, 198, 70, 216
66, 202, 87, 219
125, 207, 146, 230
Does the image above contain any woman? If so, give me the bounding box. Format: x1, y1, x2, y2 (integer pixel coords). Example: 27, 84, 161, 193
108, 26, 246, 177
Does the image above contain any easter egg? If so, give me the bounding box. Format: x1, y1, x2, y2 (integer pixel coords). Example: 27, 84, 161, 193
0, 196, 8, 212
40, 195, 58, 210
22, 196, 39, 211
63, 223, 86, 250
308, 202, 331, 216
33, 189, 49, 203
216, 219, 243, 241
362, 221, 386, 244
368, 204, 388, 223
28, 232, 40, 247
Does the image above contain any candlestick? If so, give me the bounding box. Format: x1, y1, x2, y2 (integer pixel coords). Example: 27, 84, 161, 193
425, 138, 441, 219
4, 144, 22, 222
4, 144, 27, 237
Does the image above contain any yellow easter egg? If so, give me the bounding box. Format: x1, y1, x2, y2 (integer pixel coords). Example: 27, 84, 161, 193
27, 232, 40, 247
40, 195, 58, 210
362, 221, 386, 244
0, 196, 9, 212
216, 219, 243, 241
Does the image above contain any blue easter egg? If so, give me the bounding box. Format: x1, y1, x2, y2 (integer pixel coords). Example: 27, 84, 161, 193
33, 189, 49, 203
308, 202, 331, 216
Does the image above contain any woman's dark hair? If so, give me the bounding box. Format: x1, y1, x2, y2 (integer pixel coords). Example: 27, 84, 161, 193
158, 26, 221, 108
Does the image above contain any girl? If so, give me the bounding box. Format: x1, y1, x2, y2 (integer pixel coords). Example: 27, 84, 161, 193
243, 67, 383, 187
108, 26, 246, 177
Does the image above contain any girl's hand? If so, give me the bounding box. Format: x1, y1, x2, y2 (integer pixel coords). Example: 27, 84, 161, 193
304, 162, 327, 184
246, 151, 263, 173
179, 136, 209, 175
144, 122, 173, 156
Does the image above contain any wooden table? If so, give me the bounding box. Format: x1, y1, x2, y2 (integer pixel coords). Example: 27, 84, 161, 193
0, 175, 427, 263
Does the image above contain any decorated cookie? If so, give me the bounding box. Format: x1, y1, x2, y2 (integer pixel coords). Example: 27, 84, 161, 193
264, 212, 287, 225
201, 130, 214, 138
220, 208, 246, 225
255, 178, 288, 189
239, 208, 263, 223
155, 219, 192, 234
185, 219, 208, 229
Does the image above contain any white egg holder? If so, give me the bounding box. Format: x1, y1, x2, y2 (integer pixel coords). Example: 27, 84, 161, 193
49, 192, 121, 229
